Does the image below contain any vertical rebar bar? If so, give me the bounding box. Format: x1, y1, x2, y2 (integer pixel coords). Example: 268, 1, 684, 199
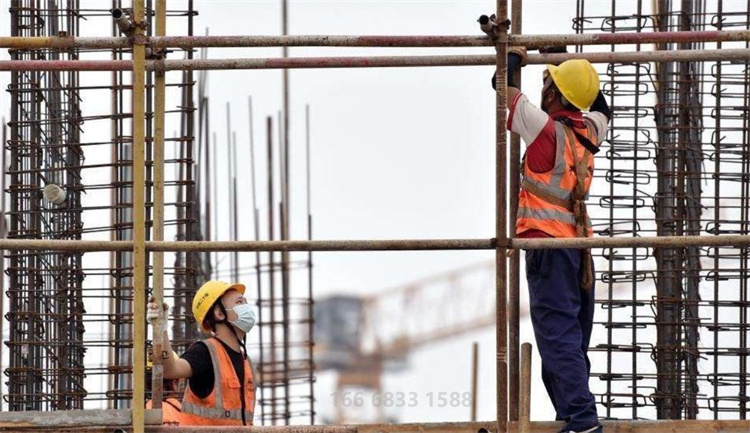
267, 115, 278, 425
305, 103, 315, 425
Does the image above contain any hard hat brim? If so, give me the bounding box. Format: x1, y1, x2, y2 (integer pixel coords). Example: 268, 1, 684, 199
227, 283, 246, 295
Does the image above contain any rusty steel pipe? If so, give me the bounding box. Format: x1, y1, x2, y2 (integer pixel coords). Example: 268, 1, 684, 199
0, 235, 746, 252
3, 48, 750, 71
519, 343, 532, 433
507, 0, 522, 422
4, 29, 750, 49
494, 2, 510, 432
112, 9, 134, 36
0, 238, 494, 252
512, 235, 750, 249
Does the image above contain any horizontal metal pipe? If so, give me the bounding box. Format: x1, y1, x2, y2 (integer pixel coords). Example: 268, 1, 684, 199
0, 238, 495, 252
0, 235, 749, 252
3, 29, 750, 49
145, 420, 750, 433
512, 234, 750, 250
2, 48, 749, 71
3, 419, 750, 433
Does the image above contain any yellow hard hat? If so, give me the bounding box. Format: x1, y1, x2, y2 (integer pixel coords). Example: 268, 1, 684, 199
192, 280, 246, 334
546, 59, 600, 111
147, 351, 179, 369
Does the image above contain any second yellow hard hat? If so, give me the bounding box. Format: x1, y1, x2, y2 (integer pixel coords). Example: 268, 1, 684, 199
546, 59, 600, 111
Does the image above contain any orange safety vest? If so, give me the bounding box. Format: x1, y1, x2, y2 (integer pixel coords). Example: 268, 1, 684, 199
517, 119, 598, 238
146, 397, 182, 426
179, 337, 256, 426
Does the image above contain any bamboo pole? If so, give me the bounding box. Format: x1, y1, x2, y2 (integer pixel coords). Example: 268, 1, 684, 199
131, 0, 147, 430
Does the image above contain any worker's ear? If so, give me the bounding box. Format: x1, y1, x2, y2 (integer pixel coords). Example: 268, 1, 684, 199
213, 304, 226, 321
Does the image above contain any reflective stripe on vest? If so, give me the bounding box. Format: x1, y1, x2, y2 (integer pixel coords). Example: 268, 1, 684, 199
517, 206, 592, 227
182, 401, 254, 421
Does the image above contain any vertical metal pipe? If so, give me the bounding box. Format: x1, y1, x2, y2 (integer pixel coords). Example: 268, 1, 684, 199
205, 95, 212, 274
151, 0, 167, 415
471, 342, 479, 422
495, 0, 509, 431
280, 5, 293, 422
132, 0, 148, 430
508, 0, 522, 422
519, 342, 532, 433
212, 131, 218, 279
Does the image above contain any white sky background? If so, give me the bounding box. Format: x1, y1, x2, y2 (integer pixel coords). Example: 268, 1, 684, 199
7, 0, 740, 425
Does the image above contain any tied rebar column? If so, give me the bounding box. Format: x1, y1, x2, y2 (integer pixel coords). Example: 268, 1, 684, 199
6, 0, 86, 411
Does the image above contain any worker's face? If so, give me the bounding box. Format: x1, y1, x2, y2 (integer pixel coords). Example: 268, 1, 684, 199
540, 73, 555, 114
220, 289, 248, 324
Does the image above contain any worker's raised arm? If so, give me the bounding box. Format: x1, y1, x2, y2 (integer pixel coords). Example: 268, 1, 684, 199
147, 298, 194, 379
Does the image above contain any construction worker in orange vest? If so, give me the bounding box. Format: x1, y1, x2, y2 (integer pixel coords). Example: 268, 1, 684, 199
493, 49, 611, 433
147, 281, 257, 426
145, 351, 182, 425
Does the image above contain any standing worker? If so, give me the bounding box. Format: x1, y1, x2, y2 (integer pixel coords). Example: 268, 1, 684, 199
493, 48, 611, 433
147, 280, 257, 426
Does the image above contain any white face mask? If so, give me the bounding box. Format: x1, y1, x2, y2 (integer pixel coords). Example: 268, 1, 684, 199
227, 304, 256, 333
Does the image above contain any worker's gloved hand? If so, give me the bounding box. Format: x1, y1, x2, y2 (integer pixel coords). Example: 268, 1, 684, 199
507, 46, 527, 66
491, 47, 524, 90
147, 296, 170, 326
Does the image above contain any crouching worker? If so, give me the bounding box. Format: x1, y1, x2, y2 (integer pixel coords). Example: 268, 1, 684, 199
147, 280, 257, 426
146, 352, 182, 425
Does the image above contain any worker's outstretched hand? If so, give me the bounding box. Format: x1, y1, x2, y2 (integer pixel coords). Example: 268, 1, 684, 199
147, 296, 169, 326
508, 46, 527, 66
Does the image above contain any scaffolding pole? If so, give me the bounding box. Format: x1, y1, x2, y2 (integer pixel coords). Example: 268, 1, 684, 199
5, 29, 750, 49
4, 48, 750, 71
508, 0, 522, 421
494, 1, 509, 432
132, 0, 147, 430
0, 235, 745, 252
150, 0, 167, 418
